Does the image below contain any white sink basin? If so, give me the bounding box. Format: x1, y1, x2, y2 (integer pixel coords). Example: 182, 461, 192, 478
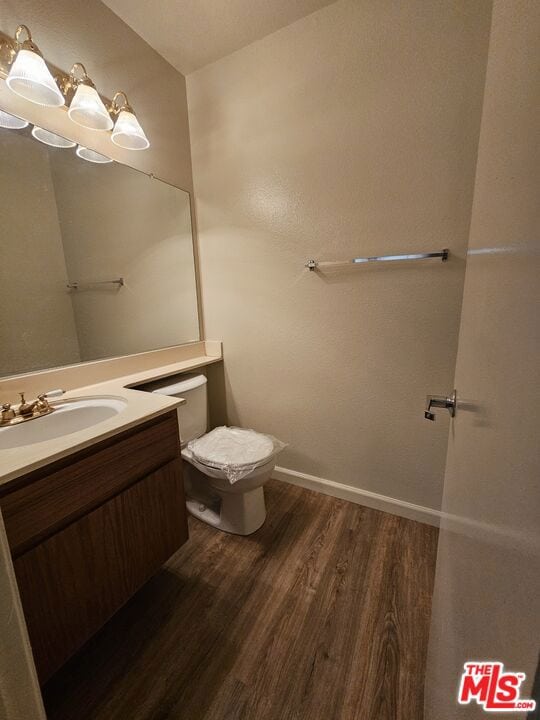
0, 397, 127, 449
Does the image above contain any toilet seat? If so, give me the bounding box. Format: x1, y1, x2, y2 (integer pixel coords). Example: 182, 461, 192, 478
187, 426, 276, 473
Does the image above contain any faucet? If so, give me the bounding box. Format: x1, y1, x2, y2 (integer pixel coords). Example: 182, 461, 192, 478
425, 390, 457, 421
0, 391, 56, 427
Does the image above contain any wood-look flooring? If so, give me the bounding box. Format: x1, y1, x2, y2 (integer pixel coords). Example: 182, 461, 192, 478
43, 480, 438, 720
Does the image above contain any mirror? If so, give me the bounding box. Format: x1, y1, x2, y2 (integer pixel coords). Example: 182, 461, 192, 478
0, 117, 200, 378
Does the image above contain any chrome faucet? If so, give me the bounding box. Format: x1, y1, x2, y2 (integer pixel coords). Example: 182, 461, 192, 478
425, 390, 457, 421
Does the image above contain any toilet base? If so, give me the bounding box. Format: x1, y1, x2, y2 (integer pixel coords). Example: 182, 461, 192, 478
186, 486, 266, 535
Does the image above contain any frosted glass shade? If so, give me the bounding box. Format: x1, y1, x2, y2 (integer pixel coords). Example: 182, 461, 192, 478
32, 126, 76, 148
76, 145, 112, 164
111, 109, 150, 150
6, 49, 64, 107
68, 84, 113, 131
0, 110, 29, 129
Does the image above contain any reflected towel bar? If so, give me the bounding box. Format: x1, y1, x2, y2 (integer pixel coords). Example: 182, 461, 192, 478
305, 249, 449, 271
67, 277, 125, 290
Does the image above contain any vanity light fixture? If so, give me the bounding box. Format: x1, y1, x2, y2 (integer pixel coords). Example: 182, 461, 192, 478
2, 25, 147, 153
0, 109, 29, 129
5, 25, 64, 107
32, 126, 76, 148
110, 91, 150, 150
76, 145, 113, 164
64, 63, 113, 131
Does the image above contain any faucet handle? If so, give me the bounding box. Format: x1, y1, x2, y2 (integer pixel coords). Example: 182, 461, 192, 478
36, 394, 52, 411
1, 403, 15, 423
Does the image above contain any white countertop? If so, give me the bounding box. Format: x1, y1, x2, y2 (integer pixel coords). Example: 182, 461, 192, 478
0, 353, 220, 488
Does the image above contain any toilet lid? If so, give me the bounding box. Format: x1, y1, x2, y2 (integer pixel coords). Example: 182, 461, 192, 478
188, 426, 275, 470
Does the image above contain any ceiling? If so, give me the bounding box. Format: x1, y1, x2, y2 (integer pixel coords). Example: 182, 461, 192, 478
101, 0, 337, 75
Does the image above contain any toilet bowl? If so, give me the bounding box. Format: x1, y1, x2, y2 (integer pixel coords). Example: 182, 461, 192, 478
149, 374, 279, 535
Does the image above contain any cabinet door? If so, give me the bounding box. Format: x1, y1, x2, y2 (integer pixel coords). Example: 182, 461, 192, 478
14, 458, 187, 684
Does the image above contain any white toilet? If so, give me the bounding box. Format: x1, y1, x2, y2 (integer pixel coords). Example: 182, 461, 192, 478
151, 374, 278, 535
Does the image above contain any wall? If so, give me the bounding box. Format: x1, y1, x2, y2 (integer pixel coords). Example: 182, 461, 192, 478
0, 131, 81, 376
0, 0, 192, 191
188, 0, 492, 514
425, 0, 540, 715
51, 155, 200, 361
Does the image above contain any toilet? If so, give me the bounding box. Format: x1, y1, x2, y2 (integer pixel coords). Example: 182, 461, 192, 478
150, 374, 279, 535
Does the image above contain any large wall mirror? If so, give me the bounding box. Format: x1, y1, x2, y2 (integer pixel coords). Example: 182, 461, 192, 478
0, 113, 200, 378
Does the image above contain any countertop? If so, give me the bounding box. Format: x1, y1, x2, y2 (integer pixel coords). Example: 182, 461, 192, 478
0, 352, 221, 488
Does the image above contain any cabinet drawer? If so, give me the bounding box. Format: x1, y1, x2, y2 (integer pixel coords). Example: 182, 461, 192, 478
14, 457, 187, 684
0, 410, 180, 557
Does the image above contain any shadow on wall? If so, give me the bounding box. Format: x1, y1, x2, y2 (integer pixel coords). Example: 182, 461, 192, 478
206, 362, 229, 428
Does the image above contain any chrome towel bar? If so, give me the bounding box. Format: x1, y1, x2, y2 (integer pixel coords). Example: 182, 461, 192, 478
306, 249, 448, 271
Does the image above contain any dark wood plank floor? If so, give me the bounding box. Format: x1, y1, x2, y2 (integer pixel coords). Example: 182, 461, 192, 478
43, 480, 438, 720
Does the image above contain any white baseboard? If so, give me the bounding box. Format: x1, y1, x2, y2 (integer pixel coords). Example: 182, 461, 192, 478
272, 466, 441, 528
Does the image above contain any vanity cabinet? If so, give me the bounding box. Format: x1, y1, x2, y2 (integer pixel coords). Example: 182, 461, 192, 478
0, 410, 187, 684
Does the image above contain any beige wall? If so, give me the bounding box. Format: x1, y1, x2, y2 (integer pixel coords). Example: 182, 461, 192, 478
51, 155, 199, 361
0, 0, 193, 191
0, 132, 81, 376
188, 0, 492, 511
425, 0, 540, 715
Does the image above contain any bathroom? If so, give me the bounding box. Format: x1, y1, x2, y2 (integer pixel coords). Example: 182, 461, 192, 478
0, 0, 538, 718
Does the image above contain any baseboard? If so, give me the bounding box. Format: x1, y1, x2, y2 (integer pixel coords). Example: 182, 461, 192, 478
272, 466, 441, 527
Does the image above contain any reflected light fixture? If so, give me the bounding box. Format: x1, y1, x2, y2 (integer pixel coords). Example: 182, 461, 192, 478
66, 63, 113, 131
76, 145, 113, 164
0, 110, 29, 129
32, 126, 76, 148
110, 91, 150, 150
5, 25, 64, 107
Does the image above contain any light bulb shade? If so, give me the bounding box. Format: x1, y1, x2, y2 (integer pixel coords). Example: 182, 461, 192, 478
111, 109, 150, 150
68, 84, 113, 131
6, 49, 64, 107
32, 126, 76, 148
76, 145, 113, 164
0, 110, 29, 129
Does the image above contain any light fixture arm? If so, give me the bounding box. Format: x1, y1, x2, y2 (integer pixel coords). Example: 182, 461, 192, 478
69, 62, 94, 87
57, 62, 95, 98
14, 24, 32, 47
1, 24, 41, 66
110, 91, 133, 116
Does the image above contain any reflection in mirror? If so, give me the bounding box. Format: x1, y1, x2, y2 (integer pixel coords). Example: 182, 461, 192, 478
0, 114, 200, 378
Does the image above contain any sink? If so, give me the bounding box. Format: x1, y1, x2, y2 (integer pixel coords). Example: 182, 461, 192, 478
0, 397, 128, 449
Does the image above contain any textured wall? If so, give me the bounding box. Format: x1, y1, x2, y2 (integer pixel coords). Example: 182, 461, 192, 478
188, 0, 492, 510
0, 0, 193, 190
425, 0, 540, 715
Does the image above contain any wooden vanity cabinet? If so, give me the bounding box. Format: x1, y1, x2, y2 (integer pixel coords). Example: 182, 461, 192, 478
0, 410, 188, 684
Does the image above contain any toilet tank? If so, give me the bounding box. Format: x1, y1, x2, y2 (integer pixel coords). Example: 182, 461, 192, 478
149, 373, 207, 446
